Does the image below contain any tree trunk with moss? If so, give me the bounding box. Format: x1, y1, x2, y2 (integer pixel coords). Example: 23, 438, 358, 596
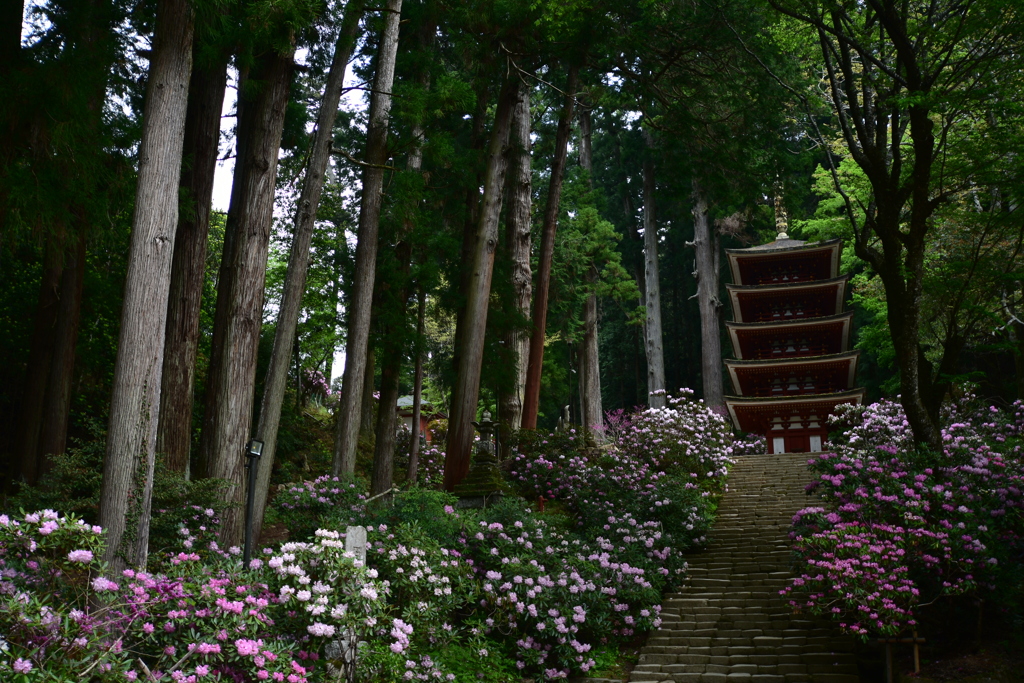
99, 0, 194, 572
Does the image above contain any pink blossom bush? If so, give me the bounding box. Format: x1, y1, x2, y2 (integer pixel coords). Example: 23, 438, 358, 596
272, 475, 368, 539
784, 396, 1024, 637
457, 504, 664, 677
509, 391, 732, 583
0, 511, 389, 681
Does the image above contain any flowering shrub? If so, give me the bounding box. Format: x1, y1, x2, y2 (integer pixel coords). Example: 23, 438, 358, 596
410, 445, 446, 489
508, 391, 730, 591
3, 394, 738, 682
508, 428, 590, 501
731, 432, 767, 457
452, 500, 664, 678
784, 397, 1024, 637
272, 475, 368, 540
0, 510, 389, 682
301, 369, 333, 407
9, 439, 233, 558
612, 389, 733, 485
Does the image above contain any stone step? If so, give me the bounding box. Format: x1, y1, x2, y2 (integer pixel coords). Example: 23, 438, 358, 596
629, 454, 860, 683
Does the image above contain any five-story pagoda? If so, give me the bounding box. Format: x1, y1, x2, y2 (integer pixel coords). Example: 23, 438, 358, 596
722, 203, 865, 454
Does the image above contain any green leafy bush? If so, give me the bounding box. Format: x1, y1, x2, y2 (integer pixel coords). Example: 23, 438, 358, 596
271, 475, 368, 541
7, 425, 232, 555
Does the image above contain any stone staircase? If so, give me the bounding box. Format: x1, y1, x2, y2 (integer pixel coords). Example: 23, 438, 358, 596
627, 452, 861, 683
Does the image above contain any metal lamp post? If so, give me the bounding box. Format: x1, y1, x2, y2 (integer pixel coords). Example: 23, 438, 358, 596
243, 438, 264, 566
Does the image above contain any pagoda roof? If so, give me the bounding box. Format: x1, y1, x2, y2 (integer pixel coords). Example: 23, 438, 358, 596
725, 351, 860, 397
724, 388, 866, 433
726, 238, 842, 286
726, 275, 849, 323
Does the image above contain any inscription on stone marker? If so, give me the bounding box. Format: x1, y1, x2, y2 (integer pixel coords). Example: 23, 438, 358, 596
345, 525, 367, 563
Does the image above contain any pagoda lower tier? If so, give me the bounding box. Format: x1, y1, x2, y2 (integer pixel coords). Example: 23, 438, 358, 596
725, 389, 866, 454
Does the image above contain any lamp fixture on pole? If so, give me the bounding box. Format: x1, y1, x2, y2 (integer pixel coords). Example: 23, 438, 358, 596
243, 439, 264, 566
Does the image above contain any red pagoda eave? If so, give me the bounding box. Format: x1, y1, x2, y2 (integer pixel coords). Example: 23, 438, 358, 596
726, 275, 849, 323
726, 311, 854, 360
726, 238, 842, 286
725, 350, 860, 396
724, 388, 866, 435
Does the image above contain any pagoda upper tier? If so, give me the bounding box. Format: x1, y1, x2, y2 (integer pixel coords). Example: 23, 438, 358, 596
726, 238, 842, 286
726, 275, 848, 323
723, 233, 863, 455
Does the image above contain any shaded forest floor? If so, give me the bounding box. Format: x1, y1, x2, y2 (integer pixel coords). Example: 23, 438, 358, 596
902, 641, 1024, 683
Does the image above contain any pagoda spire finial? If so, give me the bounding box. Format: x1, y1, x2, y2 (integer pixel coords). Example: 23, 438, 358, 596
774, 194, 789, 240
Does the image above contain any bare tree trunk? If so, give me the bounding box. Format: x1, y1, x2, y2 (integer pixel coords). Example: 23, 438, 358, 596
521, 65, 579, 430
250, 2, 364, 541
641, 128, 665, 408
407, 287, 426, 483
198, 41, 295, 547
157, 43, 229, 475
371, 347, 403, 495
17, 230, 65, 485
691, 180, 723, 409
443, 76, 518, 490
332, 0, 403, 477
37, 232, 86, 477
370, 244, 412, 496
370, 37, 432, 495
358, 343, 377, 439
498, 82, 532, 435
579, 278, 602, 429
99, 0, 194, 572
577, 107, 603, 438
451, 78, 492, 380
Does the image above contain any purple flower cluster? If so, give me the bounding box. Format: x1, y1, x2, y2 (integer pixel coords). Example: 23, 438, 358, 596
784, 396, 1024, 637
508, 391, 731, 582
453, 513, 663, 677
0, 510, 389, 682
613, 390, 734, 482
273, 475, 367, 539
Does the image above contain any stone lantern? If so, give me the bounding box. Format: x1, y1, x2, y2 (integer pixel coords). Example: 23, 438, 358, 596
453, 411, 505, 507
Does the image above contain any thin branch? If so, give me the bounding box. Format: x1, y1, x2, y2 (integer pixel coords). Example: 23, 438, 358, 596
331, 147, 398, 171
499, 43, 579, 104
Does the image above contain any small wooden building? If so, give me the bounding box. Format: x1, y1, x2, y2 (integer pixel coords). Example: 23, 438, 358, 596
396, 395, 445, 444
723, 223, 865, 454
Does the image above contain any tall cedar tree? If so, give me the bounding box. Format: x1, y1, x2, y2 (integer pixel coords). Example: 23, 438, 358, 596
157, 15, 230, 474
577, 105, 603, 435
332, 0, 404, 477
641, 126, 666, 408
198, 38, 295, 546
497, 81, 533, 434
521, 65, 580, 429
252, 0, 365, 539
691, 180, 723, 409
444, 75, 519, 490
371, 12, 436, 498
15, 0, 119, 484
99, 0, 194, 572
